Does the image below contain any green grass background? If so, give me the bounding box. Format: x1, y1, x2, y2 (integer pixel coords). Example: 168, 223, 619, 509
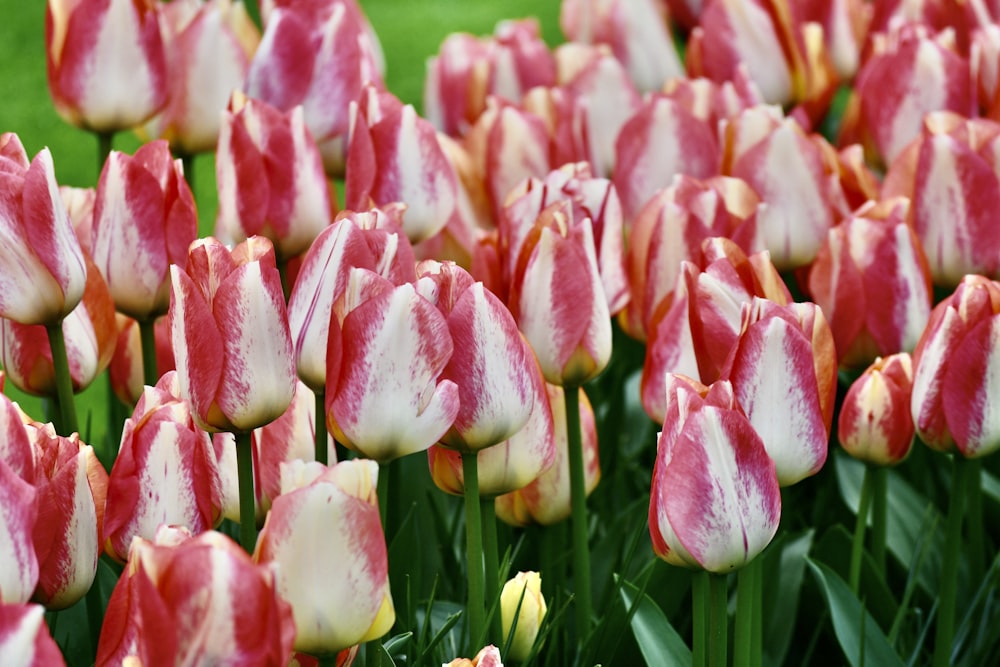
0, 0, 562, 438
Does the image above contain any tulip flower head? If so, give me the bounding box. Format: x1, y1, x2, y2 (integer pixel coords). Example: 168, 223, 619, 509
326, 271, 460, 463
501, 571, 547, 662
169, 236, 296, 433
254, 459, 394, 654
96, 526, 295, 666
444, 645, 504, 667
911, 275, 1000, 457
91, 140, 198, 320
0, 135, 87, 327
0, 457, 38, 604
45, 0, 168, 133
839, 353, 916, 466
649, 375, 781, 572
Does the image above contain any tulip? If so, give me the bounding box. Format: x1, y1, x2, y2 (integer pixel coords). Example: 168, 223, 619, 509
882, 112, 1000, 286
345, 85, 461, 243
1, 251, 117, 397
142, 0, 260, 156
245, 0, 385, 176
649, 375, 781, 572
500, 571, 547, 662
612, 94, 720, 224
169, 236, 296, 433
841, 24, 973, 166
502, 163, 629, 316
253, 459, 395, 654
444, 645, 504, 667
91, 140, 198, 321
0, 603, 65, 666
911, 275, 1000, 457
548, 43, 642, 177
720, 107, 840, 270
839, 353, 916, 466
26, 424, 107, 610
96, 526, 295, 666
326, 271, 460, 463
0, 458, 38, 604
508, 201, 612, 386
560, 0, 683, 93
287, 211, 415, 392
463, 99, 553, 225
641, 238, 790, 423
424, 19, 555, 137
495, 384, 599, 527
216, 92, 333, 261
622, 176, 762, 342
722, 298, 837, 486
0, 135, 87, 327
806, 198, 933, 367
416, 261, 535, 452
103, 373, 223, 562
45, 0, 167, 134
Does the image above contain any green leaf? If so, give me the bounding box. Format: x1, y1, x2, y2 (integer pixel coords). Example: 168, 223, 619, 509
618, 577, 692, 667
762, 530, 813, 667
834, 452, 943, 593
806, 558, 905, 667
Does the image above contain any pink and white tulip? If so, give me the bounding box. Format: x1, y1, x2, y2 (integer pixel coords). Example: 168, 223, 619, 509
839, 353, 916, 466
169, 236, 296, 433
649, 375, 781, 572
216, 93, 332, 260
0, 135, 87, 327
45, 0, 167, 133
0, 458, 37, 604
0, 603, 65, 666
911, 275, 1000, 457
91, 140, 198, 320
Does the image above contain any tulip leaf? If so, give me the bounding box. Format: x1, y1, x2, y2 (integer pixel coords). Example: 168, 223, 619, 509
834, 452, 943, 593
383, 632, 413, 657
806, 558, 905, 667
761, 529, 813, 667
618, 577, 692, 667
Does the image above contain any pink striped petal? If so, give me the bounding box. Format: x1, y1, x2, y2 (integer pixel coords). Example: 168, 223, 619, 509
0, 603, 65, 666
943, 314, 1000, 458
0, 458, 38, 603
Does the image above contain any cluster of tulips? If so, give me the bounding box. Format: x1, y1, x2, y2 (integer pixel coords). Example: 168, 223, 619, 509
4, 0, 1000, 665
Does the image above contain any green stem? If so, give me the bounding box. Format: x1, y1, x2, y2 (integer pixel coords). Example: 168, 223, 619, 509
365, 640, 382, 667
870, 465, 888, 579
317, 654, 338, 667
138, 318, 159, 388
234, 431, 257, 553
965, 459, 984, 582
314, 389, 327, 466
46, 322, 79, 436
692, 572, 708, 667
564, 385, 592, 635
96, 132, 113, 179
734, 558, 761, 667
277, 256, 291, 302
849, 464, 876, 595
708, 573, 729, 667
463, 452, 486, 649
482, 493, 500, 643
933, 454, 971, 667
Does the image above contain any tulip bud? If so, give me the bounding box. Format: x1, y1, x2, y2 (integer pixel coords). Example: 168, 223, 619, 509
0, 458, 38, 604
500, 571, 547, 661
839, 353, 915, 466
444, 645, 504, 667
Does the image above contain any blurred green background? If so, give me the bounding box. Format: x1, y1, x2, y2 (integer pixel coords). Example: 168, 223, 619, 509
0, 0, 562, 439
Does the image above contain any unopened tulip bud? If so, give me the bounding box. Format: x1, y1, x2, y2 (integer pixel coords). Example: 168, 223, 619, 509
501, 571, 546, 661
